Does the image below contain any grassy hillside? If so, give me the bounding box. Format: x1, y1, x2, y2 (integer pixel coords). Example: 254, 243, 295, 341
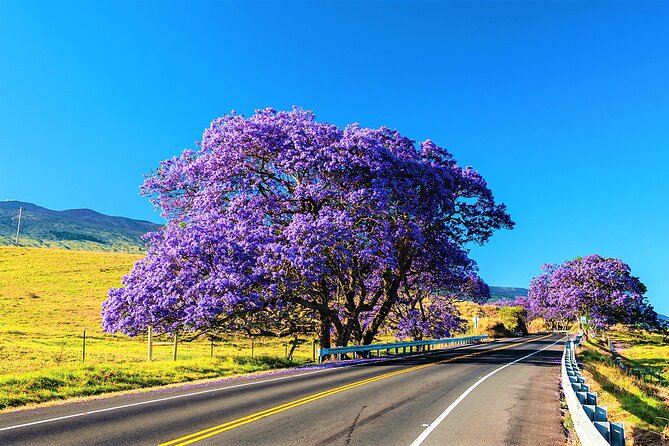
578, 332, 669, 445
0, 247, 141, 337
0, 201, 159, 253
609, 329, 669, 384
455, 300, 531, 337
0, 247, 308, 409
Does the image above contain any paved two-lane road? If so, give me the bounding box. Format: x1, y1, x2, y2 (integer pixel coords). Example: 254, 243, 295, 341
0, 334, 566, 445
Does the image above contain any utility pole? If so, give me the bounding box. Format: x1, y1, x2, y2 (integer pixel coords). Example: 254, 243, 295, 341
15, 206, 23, 246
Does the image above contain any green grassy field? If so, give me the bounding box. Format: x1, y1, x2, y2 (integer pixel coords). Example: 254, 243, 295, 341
609, 328, 669, 383
0, 247, 312, 409
578, 332, 669, 445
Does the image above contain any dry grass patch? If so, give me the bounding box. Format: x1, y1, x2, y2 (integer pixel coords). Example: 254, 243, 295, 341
0, 247, 313, 409
578, 339, 669, 445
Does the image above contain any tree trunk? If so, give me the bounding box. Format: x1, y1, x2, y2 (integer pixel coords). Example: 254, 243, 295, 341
287, 336, 298, 360
334, 316, 352, 348
319, 312, 331, 352
361, 278, 400, 345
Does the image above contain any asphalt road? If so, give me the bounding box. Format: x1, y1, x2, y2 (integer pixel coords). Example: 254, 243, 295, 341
0, 334, 566, 446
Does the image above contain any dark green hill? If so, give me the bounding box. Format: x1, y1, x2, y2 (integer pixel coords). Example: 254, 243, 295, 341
0, 201, 160, 253
488, 286, 528, 301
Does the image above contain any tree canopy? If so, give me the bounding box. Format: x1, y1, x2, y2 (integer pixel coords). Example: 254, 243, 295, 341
102, 108, 513, 347
527, 254, 656, 329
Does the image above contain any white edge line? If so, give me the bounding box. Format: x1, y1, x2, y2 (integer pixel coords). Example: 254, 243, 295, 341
409, 336, 566, 446
0, 367, 334, 432
0, 336, 524, 433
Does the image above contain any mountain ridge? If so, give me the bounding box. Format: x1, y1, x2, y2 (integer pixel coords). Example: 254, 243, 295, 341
488, 286, 528, 301
0, 200, 161, 252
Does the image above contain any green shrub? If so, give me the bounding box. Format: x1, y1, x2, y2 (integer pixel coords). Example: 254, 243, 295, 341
498, 306, 528, 335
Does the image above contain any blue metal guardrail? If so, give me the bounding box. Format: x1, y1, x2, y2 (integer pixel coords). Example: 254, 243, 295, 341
318, 335, 488, 363
562, 336, 625, 446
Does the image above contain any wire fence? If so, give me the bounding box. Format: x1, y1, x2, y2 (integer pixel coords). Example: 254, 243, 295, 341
606, 335, 667, 386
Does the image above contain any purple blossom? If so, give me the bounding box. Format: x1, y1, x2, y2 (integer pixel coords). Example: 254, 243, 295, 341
102, 108, 513, 347
527, 254, 654, 329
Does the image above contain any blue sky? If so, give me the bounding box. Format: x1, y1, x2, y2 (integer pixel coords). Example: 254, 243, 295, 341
1, 1, 667, 315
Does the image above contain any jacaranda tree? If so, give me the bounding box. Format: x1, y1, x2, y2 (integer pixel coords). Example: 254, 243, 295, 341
387, 273, 488, 340
102, 108, 513, 348
527, 254, 656, 330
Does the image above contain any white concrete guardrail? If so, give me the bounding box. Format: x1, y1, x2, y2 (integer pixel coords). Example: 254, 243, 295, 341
318, 335, 488, 363
562, 336, 625, 446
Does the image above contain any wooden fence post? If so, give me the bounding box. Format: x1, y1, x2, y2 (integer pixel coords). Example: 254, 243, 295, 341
173, 331, 178, 361
147, 326, 153, 362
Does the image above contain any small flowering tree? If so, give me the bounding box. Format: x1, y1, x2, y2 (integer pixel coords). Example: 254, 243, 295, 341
102, 108, 513, 347
527, 255, 656, 330
387, 273, 488, 341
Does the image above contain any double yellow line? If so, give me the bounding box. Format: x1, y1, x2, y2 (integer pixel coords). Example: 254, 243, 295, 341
159, 334, 553, 446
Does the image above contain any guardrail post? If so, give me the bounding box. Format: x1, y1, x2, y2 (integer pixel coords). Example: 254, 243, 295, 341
610, 422, 625, 446
562, 338, 625, 445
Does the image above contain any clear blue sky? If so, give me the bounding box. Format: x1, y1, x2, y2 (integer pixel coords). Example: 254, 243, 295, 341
1, 1, 667, 315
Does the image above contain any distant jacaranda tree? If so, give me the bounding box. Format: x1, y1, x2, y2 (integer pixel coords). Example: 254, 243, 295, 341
102, 108, 513, 347
527, 254, 657, 330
